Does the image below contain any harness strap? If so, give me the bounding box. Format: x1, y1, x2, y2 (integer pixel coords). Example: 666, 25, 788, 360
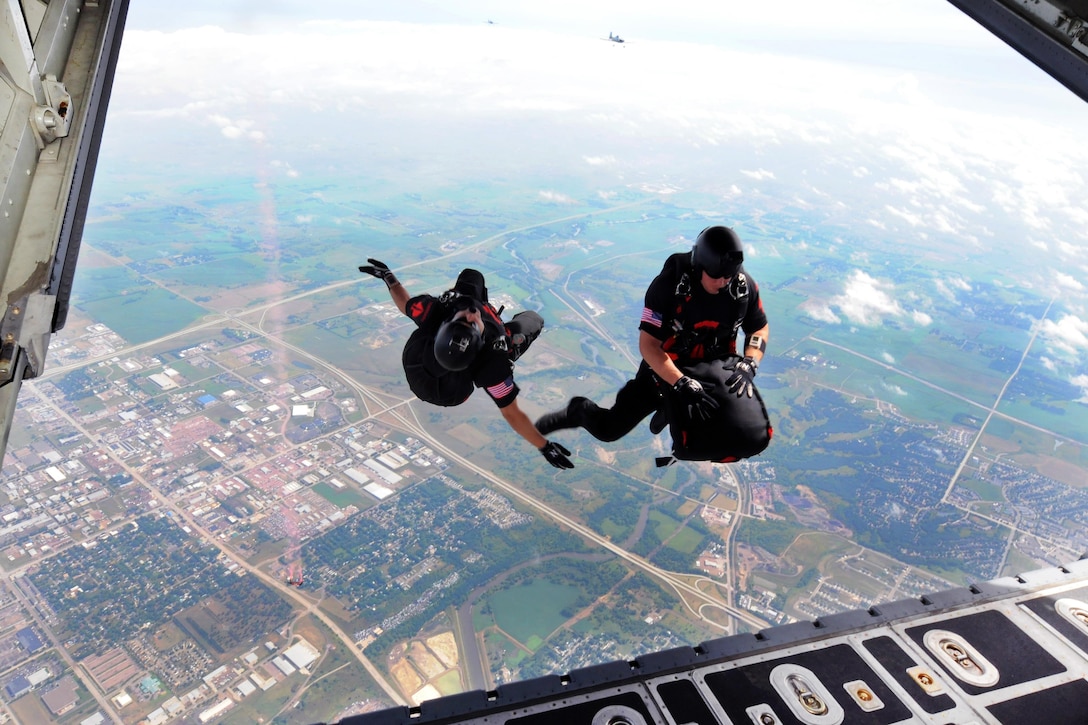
667, 269, 749, 359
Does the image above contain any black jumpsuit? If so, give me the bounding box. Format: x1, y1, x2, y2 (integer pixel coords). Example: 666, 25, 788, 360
576, 253, 767, 441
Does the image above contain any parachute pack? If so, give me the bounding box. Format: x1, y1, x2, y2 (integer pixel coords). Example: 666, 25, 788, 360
402, 292, 510, 407
402, 327, 477, 407
656, 356, 773, 466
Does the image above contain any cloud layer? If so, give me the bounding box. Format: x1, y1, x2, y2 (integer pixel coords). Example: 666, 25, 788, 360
802, 271, 931, 328
110, 19, 1088, 253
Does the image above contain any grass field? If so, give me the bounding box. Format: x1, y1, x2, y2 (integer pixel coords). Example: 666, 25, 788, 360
666, 527, 704, 555
486, 580, 581, 648
958, 477, 1005, 503
313, 481, 373, 510
435, 669, 463, 696
782, 532, 856, 570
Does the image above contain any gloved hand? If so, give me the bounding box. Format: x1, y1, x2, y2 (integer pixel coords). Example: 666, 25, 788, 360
358, 258, 399, 288
726, 356, 758, 398
539, 441, 574, 469
672, 376, 719, 422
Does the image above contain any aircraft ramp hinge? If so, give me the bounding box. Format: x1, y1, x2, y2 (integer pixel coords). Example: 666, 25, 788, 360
1065, 15, 1088, 57
0, 293, 55, 386
30, 76, 73, 149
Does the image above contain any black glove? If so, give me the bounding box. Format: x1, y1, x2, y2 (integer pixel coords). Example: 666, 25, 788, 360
539, 441, 574, 469
672, 376, 719, 422
358, 258, 399, 289
726, 356, 758, 398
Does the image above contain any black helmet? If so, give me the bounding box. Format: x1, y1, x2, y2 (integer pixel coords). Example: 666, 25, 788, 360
434, 318, 483, 371
692, 226, 744, 278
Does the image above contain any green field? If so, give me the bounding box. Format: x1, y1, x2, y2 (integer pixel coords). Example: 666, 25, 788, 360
958, 477, 1005, 503
487, 580, 581, 648
75, 285, 210, 345
313, 482, 372, 510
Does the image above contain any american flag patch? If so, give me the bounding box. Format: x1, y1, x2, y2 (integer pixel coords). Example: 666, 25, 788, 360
486, 377, 516, 399
641, 307, 663, 327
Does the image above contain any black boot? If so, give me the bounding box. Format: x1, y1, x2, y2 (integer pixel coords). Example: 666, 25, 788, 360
507, 311, 544, 362
536, 397, 595, 435
649, 407, 668, 434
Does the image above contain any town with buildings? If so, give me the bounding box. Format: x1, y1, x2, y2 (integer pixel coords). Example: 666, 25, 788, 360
0, 298, 1081, 724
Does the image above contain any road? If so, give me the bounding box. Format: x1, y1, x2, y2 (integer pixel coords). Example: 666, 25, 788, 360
812, 300, 1083, 566
9, 575, 123, 721
369, 396, 768, 632
25, 382, 409, 707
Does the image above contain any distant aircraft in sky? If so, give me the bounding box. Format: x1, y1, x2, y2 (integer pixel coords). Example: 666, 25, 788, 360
605, 32, 624, 43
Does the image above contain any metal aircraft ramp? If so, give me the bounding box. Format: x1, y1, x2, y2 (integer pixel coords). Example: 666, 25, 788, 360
339, 560, 1088, 725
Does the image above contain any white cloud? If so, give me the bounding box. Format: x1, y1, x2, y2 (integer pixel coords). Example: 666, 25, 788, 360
1072, 374, 1088, 403
208, 113, 264, 142
1057, 240, 1081, 256
833, 271, 903, 326
1040, 314, 1088, 355
805, 271, 935, 328
1066, 372, 1088, 400
935, 277, 972, 302
885, 205, 924, 227
539, 190, 576, 204
882, 381, 908, 396
799, 300, 840, 323
1056, 272, 1084, 291
106, 13, 1088, 254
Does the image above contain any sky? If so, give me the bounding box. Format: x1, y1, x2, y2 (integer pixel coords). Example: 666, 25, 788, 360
116, 0, 1083, 125
103, 1, 1088, 386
